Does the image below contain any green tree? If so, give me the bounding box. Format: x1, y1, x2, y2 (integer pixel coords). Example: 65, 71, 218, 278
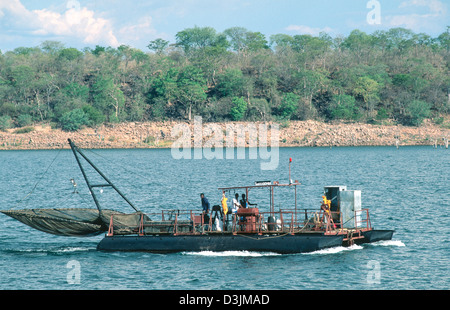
224, 27, 269, 55
82, 105, 105, 126
58, 48, 83, 61
353, 76, 380, 116
278, 93, 299, 120
175, 66, 207, 120
404, 100, 431, 126
215, 68, 245, 98
147, 38, 170, 55
92, 77, 125, 122
224, 27, 249, 52
176, 26, 220, 55
0, 115, 12, 131
230, 97, 248, 121
330, 94, 360, 121
59, 108, 89, 131
16, 114, 33, 127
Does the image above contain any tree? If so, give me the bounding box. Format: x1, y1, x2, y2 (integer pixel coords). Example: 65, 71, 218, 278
245, 31, 269, 52
230, 97, 248, 121
224, 27, 249, 52
215, 68, 245, 98
404, 100, 431, 126
330, 94, 360, 121
270, 34, 294, 49
82, 105, 105, 126
40, 41, 65, 55
437, 27, 450, 51
58, 48, 83, 61
147, 38, 170, 55
224, 27, 269, 55
278, 93, 300, 120
59, 108, 89, 131
0, 115, 12, 131
175, 66, 207, 121
353, 76, 380, 117
175, 26, 219, 55
92, 77, 125, 122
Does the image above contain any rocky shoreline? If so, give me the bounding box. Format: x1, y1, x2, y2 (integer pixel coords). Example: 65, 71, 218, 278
0, 120, 449, 150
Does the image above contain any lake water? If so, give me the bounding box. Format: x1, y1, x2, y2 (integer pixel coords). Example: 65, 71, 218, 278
0, 146, 448, 290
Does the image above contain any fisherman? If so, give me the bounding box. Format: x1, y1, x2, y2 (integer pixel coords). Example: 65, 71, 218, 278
240, 193, 257, 209
201, 193, 210, 224
232, 193, 241, 214
221, 191, 229, 230
221, 191, 228, 215
320, 195, 331, 219
200, 193, 210, 214
320, 195, 336, 229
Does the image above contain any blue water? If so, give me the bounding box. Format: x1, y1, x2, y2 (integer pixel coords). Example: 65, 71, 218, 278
0, 146, 448, 290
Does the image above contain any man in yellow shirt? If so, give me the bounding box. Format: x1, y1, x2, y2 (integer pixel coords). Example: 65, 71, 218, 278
221, 191, 228, 215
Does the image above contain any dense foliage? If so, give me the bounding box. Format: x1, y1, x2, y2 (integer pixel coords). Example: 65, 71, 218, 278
0, 26, 449, 131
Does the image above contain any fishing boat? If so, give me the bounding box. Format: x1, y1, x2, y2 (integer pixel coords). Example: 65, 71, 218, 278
1, 139, 394, 254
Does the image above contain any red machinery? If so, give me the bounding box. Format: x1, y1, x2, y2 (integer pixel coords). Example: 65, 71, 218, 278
237, 208, 260, 233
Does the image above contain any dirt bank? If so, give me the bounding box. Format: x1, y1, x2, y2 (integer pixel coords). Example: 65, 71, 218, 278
0, 120, 449, 150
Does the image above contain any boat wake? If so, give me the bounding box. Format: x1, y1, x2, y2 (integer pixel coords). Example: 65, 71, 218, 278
182, 251, 282, 257
369, 240, 405, 247
304, 244, 363, 255
2, 246, 96, 255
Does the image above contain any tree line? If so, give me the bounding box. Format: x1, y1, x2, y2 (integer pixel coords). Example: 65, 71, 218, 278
0, 26, 449, 131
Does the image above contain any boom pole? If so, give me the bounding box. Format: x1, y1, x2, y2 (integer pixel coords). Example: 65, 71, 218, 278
68, 139, 140, 213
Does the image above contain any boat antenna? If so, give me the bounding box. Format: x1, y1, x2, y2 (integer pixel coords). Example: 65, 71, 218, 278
68, 139, 140, 213
289, 157, 293, 185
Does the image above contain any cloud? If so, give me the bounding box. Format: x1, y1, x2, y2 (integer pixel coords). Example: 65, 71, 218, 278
385, 0, 447, 32
118, 16, 166, 46
0, 0, 119, 47
285, 25, 335, 36
399, 0, 446, 15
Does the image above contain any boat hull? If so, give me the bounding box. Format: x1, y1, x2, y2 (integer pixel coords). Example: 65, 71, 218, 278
360, 229, 395, 244
97, 233, 344, 254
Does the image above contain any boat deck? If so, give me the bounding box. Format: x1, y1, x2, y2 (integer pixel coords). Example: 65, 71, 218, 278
105, 207, 373, 237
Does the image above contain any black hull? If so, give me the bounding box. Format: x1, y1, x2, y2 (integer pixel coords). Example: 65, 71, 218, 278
360, 229, 395, 244
97, 233, 344, 254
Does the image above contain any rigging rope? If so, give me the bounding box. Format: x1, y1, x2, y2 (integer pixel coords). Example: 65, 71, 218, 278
12, 148, 63, 209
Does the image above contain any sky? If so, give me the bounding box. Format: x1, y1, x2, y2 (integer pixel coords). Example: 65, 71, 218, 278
0, 0, 448, 52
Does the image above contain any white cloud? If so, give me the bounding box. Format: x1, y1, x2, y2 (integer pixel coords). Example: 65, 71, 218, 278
385, 0, 447, 32
0, 0, 119, 47
118, 16, 160, 44
285, 25, 335, 36
399, 0, 446, 15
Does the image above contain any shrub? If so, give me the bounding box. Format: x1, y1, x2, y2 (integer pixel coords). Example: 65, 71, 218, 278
82, 105, 105, 126
230, 97, 248, 121
0, 115, 13, 131
16, 114, 33, 127
330, 94, 360, 121
59, 108, 89, 131
278, 93, 299, 120
14, 126, 35, 134
403, 100, 431, 126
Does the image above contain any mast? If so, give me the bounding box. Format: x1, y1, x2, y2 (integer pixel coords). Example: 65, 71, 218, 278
68, 139, 140, 213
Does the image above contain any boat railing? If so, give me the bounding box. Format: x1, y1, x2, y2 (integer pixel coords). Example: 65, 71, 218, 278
106, 208, 344, 236
354, 209, 372, 230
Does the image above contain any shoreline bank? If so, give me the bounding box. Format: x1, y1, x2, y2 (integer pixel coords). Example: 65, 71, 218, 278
0, 120, 449, 150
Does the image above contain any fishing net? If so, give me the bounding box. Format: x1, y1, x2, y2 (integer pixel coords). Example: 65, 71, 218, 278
0, 208, 143, 237
102, 212, 152, 235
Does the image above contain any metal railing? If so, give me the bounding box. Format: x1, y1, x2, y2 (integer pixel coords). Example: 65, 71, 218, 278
106, 208, 351, 236
354, 209, 371, 230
